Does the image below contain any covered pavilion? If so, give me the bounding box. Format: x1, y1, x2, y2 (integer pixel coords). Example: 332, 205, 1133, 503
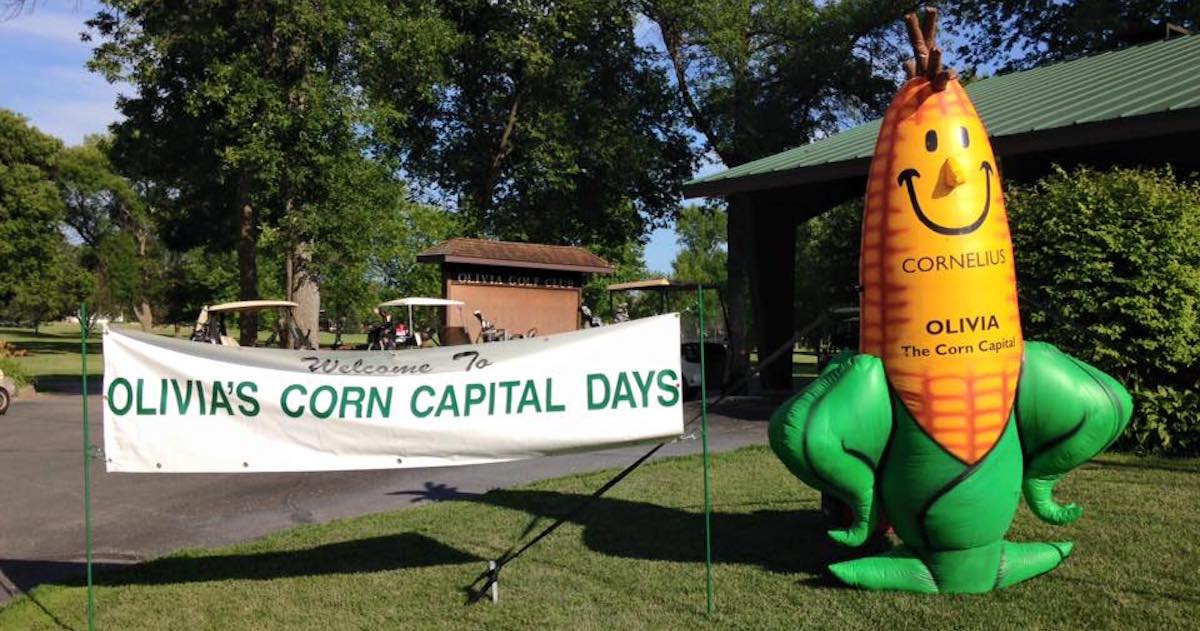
684, 33, 1200, 390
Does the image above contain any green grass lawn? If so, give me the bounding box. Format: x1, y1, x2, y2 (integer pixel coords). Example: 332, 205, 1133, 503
0, 323, 365, 389
2, 446, 1197, 630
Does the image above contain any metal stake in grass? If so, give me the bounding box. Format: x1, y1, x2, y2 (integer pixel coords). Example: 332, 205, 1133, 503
698, 286, 714, 616
80, 304, 96, 631
488, 561, 499, 603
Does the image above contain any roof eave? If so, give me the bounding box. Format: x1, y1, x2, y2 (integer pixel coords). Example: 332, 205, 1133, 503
682, 106, 1200, 199
682, 157, 871, 198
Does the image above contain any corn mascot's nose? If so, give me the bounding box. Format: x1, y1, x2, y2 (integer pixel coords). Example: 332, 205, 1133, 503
941, 156, 967, 188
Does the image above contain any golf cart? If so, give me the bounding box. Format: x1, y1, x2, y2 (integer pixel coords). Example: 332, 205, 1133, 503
605, 278, 729, 398
369, 297, 470, 350
190, 300, 314, 349
0, 368, 15, 415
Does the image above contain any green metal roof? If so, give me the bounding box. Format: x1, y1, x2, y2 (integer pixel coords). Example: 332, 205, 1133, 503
685, 33, 1200, 198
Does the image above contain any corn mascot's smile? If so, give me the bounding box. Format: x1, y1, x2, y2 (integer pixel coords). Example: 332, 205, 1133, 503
767, 7, 1133, 594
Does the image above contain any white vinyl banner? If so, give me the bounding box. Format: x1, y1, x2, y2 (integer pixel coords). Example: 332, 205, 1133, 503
103, 315, 684, 472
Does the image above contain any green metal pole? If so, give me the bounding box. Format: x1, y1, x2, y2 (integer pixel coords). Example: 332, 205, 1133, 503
80, 304, 95, 631
698, 287, 713, 615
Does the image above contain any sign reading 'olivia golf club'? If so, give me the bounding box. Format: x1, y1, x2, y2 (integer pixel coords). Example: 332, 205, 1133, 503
102, 315, 684, 473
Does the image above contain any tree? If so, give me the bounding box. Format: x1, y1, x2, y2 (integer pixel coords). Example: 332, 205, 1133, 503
57, 136, 163, 330
671, 201, 727, 285
7, 242, 93, 333
582, 240, 652, 322
669, 201, 727, 331
641, 0, 913, 382
793, 200, 860, 347
0, 109, 67, 313
88, 0, 374, 345
1007, 166, 1200, 454
274, 154, 462, 333
942, 0, 1200, 73
359, 0, 695, 250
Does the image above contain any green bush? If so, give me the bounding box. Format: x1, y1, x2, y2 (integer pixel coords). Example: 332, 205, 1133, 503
1007, 166, 1200, 455
0, 357, 31, 389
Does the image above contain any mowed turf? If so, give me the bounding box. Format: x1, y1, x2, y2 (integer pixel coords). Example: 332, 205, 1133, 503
2, 446, 1197, 630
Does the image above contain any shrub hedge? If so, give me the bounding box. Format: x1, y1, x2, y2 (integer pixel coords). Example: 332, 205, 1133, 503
1006, 166, 1200, 455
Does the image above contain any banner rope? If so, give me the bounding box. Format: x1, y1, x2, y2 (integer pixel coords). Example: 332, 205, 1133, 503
465, 311, 830, 604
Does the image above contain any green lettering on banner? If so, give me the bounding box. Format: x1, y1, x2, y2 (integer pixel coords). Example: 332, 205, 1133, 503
236, 382, 260, 417
656, 369, 681, 406
210, 383, 234, 415
369, 387, 393, 418
633, 370, 655, 407
135, 378, 157, 416
310, 385, 337, 419
498, 381, 520, 414
107, 377, 133, 415
281, 384, 307, 418
159, 378, 168, 414
340, 386, 366, 418
196, 381, 207, 415
611, 373, 636, 409
464, 383, 487, 415
545, 378, 565, 413
516, 380, 542, 414
436, 387, 460, 417
587, 373, 610, 410
412, 385, 435, 418
171, 379, 195, 415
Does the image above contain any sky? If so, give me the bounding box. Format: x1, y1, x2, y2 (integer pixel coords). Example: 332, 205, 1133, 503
0, 2, 709, 273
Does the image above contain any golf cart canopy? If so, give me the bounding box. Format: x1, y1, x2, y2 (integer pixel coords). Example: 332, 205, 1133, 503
206, 300, 299, 313
377, 297, 465, 308
606, 278, 720, 292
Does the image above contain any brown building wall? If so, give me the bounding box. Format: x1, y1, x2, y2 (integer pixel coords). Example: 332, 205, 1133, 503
444, 283, 581, 340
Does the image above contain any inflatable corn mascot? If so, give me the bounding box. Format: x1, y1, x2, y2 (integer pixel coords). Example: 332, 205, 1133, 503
768, 8, 1132, 594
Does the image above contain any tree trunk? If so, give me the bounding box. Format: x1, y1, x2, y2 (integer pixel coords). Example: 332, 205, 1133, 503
725, 194, 755, 393
133, 229, 154, 332
134, 300, 153, 332
291, 243, 320, 350
237, 192, 259, 347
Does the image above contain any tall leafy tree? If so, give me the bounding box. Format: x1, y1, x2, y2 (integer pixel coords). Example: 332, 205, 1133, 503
0, 110, 66, 308
57, 136, 163, 329
641, 0, 913, 381
942, 0, 1200, 72
360, 0, 695, 249
87, 0, 374, 345
0, 110, 93, 328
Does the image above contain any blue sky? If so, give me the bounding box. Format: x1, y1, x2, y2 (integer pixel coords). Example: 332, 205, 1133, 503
0, 2, 709, 272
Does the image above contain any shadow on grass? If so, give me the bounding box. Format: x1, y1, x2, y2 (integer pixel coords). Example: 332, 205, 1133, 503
471, 489, 880, 576
31, 375, 102, 395
0, 329, 93, 352
1, 533, 480, 594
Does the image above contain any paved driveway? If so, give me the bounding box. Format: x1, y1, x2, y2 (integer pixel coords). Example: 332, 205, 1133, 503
0, 393, 776, 602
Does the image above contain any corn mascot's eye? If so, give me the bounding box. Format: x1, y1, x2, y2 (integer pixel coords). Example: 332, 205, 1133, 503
925, 129, 938, 151
960, 126, 970, 147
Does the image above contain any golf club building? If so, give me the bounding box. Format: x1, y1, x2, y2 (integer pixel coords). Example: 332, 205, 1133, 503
418, 238, 613, 341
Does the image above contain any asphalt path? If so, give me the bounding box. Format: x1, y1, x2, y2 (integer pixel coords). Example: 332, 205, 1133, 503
0, 392, 777, 603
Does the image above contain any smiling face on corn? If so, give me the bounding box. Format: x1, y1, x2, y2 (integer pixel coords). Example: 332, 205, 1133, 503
896, 92, 995, 237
